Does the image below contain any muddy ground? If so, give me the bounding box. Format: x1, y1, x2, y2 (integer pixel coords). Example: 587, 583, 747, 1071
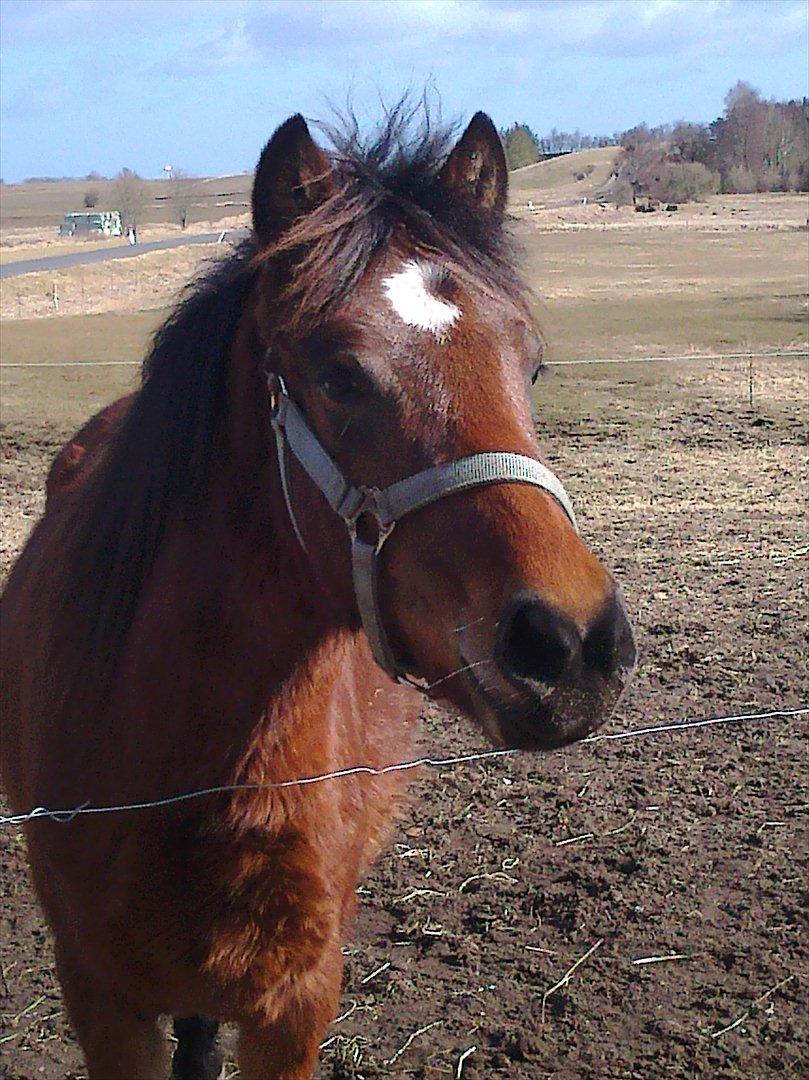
1, 353, 807, 1078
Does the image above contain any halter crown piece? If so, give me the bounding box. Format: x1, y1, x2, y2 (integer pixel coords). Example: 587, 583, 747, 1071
267, 371, 578, 691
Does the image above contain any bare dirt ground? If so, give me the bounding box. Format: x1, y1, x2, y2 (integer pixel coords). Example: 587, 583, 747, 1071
1, 184, 807, 1077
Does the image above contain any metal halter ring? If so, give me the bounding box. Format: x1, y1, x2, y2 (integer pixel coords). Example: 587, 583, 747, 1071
267, 372, 285, 418
345, 490, 396, 553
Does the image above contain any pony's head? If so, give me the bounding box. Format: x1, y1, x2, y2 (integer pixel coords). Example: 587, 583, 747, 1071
249, 108, 635, 750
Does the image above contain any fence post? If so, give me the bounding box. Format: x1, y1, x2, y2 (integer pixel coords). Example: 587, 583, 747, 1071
52, 281, 59, 313
747, 353, 754, 409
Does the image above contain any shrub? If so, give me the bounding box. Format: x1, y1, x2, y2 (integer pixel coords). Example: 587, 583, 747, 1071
608, 180, 635, 207
83, 189, 100, 208
655, 161, 719, 203
723, 165, 757, 193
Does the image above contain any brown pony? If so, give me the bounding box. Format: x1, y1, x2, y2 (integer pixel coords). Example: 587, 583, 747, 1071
0, 108, 635, 1079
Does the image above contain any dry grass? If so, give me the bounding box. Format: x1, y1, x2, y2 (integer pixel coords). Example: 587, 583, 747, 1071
0, 214, 249, 264
0, 174, 251, 232
515, 195, 807, 362
0, 244, 228, 320
509, 146, 619, 205
2, 194, 806, 362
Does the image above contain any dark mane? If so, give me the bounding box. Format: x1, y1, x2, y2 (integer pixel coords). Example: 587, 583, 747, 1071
48, 105, 523, 702
52, 243, 258, 701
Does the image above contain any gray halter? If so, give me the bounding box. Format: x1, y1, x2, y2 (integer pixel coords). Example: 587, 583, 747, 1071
267, 372, 577, 688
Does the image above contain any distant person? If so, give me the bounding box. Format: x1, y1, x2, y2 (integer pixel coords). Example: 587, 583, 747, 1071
127, 227, 136, 246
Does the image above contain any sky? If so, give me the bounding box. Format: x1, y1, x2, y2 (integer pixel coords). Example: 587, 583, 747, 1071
1, 0, 806, 182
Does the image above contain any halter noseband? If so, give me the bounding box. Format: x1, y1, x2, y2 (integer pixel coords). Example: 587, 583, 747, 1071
267, 371, 577, 689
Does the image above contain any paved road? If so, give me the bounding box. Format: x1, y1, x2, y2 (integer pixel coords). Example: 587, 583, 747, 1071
0, 229, 249, 279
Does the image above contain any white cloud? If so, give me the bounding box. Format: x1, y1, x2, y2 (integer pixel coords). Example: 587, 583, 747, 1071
140, 0, 809, 78
215, 20, 260, 68
157, 17, 262, 76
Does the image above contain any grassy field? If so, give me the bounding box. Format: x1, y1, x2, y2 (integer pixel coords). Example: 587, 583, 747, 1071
1, 311, 157, 437
520, 208, 807, 361
510, 145, 618, 205
0, 146, 612, 249
0, 174, 251, 232
2, 189, 805, 361
0, 242, 227, 320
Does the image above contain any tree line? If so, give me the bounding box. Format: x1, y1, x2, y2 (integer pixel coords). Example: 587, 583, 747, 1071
500, 123, 618, 169
501, 82, 808, 202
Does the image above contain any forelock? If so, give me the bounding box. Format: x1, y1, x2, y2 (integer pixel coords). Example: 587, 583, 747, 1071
255, 100, 524, 333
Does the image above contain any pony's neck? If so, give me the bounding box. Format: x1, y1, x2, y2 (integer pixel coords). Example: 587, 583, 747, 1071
193, 309, 357, 675
117, 312, 365, 792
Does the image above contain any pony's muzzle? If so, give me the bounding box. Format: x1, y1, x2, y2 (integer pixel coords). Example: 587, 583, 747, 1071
496, 592, 636, 695
460, 590, 636, 750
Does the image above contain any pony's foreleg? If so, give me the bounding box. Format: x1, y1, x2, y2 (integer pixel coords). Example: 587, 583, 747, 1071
172, 1016, 223, 1080
236, 956, 343, 1080
56, 946, 168, 1080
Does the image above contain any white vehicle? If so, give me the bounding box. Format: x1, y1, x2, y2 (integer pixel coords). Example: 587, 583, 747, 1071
58, 211, 123, 237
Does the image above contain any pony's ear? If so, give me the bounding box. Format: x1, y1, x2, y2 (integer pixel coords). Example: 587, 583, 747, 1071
252, 114, 333, 244
436, 112, 508, 215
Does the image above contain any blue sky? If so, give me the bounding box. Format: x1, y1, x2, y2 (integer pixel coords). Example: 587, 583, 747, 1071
1, 0, 806, 182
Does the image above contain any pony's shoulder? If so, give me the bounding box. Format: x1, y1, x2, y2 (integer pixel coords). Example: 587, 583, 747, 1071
46, 393, 137, 507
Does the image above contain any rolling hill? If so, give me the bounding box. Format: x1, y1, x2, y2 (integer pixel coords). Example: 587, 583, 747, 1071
508, 145, 619, 207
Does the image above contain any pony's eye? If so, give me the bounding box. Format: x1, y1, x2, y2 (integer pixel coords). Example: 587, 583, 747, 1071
316, 363, 364, 404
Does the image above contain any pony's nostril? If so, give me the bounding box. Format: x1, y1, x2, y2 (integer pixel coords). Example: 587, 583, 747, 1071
582, 595, 637, 678
500, 598, 579, 687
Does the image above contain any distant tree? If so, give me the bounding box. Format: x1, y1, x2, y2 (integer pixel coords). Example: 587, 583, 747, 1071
172, 168, 194, 229
83, 189, 100, 208
669, 122, 714, 166
716, 82, 767, 187
85, 171, 104, 181
615, 124, 719, 204
531, 81, 807, 206
608, 180, 635, 207
704, 83, 807, 193
24, 175, 76, 183
619, 124, 655, 154
778, 99, 809, 190
500, 124, 542, 170
540, 128, 616, 154
114, 167, 147, 234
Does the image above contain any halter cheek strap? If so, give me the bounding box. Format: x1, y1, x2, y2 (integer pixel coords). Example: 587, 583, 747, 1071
267, 372, 578, 688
